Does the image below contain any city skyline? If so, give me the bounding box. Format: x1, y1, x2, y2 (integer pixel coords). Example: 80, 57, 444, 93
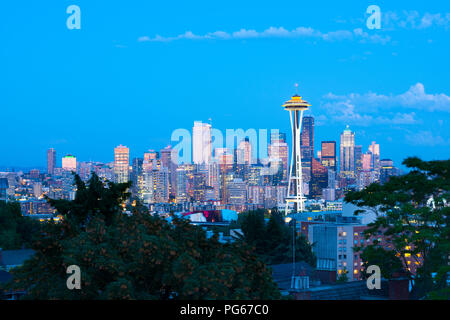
0, 119, 415, 172
1, 1, 449, 169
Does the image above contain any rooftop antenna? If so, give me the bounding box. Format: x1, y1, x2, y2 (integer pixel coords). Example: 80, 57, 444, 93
295, 83, 299, 95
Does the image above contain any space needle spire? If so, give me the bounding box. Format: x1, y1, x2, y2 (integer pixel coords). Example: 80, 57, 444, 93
283, 84, 311, 214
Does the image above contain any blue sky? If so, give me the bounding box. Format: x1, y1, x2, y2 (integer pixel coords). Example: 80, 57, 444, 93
1, 0, 449, 169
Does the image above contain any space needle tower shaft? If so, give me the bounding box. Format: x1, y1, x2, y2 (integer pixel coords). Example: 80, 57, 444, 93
283, 85, 311, 214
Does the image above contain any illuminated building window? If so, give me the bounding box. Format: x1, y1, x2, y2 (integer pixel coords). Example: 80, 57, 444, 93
354, 270, 358, 274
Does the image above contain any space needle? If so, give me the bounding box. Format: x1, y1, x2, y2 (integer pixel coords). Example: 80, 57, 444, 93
283, 84, 311, 214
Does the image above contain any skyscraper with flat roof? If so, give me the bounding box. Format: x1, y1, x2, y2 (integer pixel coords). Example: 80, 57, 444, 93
193, 121, 212, 165
301, 116, 314, 159
321, 141, 336, 172
238, 138, 252, 165
62, 154, 77, 172
161, 146, 178, 197
310, 158, 328, 199
47, 148, 56, 175
114, 145, 129, 183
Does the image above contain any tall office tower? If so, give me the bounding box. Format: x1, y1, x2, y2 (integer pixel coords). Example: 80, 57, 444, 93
154, 167, 169, 203
268, 136, 289, 181
78, 161, 95, 181
193, 172, 207, 202
193, 121, 212, 165
62, 154, 77, 172
131, 158, 144, 199
47, 148, 56, 175
354, 145, 362, 175
143, 150, 159, 172
208, 162, 220, 200
142, 167, 169, 204
238, 138, 252, 165
300, 116, 314, 159
175, 166, 188, 203
339, 125, 355, 178
33, 182, 43, 198
160, 146, 178, 197
362, 153, 372, 171
247, 165, 263, 186
369, 141, 380, 172
310, 158, 328, 199
216, 148, 234, 172
300, 116, 314, 185
380, 159, 395, 184
114, 145, 129, 183
283, 87, 311, 213
357, 170, 377, 191
270, 132, 287, 144
321, 141, 337, 172
227, 178, 247, 207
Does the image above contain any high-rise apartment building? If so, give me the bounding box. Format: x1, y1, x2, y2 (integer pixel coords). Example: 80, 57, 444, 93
193, 121, 212, 165
114, 145, 129, 183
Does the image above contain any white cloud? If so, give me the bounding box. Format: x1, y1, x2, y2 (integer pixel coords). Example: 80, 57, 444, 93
383, 11, 450, 30
320, 83, 450, 126
323, 83, 450, 114
405, 130, 450, 146
138, 26, 390, 44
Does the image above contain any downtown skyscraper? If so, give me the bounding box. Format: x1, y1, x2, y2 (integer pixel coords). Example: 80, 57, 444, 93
114, 145, 130, 183
339, 125, 355, 178
192, 121, 212, 165
320, 141, 336, 172
47, 148, 56, 175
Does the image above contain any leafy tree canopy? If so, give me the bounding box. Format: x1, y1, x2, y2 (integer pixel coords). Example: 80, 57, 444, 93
7, 173, 280, 300
0, 201, 39, 250
236, 209, 316, 267
345, 157, 449, 299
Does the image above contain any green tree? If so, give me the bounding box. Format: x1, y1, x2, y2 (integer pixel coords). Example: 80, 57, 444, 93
0, 201, 39, 250
237, 209, 316, 266
345, 157, 449, 299
7, 173, 280, 300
